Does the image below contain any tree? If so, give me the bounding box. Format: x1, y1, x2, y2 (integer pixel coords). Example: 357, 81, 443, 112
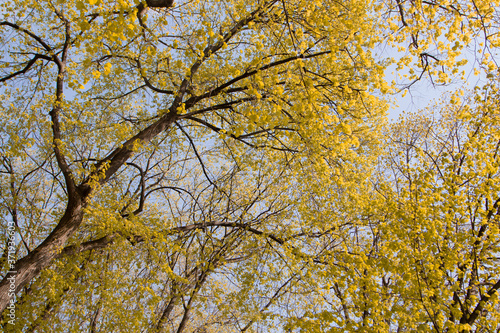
0, 0, 499, 331
377, 85, 500, 331
0, 0, 385, 330
278, 84, 500, 332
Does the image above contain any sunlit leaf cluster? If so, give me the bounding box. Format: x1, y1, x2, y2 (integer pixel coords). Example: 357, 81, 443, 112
0, 0, 499, 331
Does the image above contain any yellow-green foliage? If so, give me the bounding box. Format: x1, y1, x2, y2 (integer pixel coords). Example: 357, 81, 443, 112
0, 0, 498, 331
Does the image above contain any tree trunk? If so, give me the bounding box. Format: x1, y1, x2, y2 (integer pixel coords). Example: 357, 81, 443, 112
0, 197, 84, 313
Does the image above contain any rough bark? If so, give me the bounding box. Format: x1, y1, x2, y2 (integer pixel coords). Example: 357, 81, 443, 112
0, 197, 84, 313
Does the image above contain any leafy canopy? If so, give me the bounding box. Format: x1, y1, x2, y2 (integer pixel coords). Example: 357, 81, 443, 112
0, 0, 499, 331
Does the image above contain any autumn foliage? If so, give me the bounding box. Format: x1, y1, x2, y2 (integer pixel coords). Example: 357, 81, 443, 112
0, 0, 499, 331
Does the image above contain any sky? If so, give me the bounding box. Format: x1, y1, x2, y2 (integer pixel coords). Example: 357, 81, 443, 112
378, 38, 494, 122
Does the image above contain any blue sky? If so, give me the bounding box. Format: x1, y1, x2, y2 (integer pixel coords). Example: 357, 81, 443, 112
378, 38, 495, 121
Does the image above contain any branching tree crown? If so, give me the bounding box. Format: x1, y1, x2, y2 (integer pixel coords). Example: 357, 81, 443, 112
0, 0, 499, 331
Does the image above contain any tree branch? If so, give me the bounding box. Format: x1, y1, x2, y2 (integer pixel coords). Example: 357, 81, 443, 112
0, 54, 51, 83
